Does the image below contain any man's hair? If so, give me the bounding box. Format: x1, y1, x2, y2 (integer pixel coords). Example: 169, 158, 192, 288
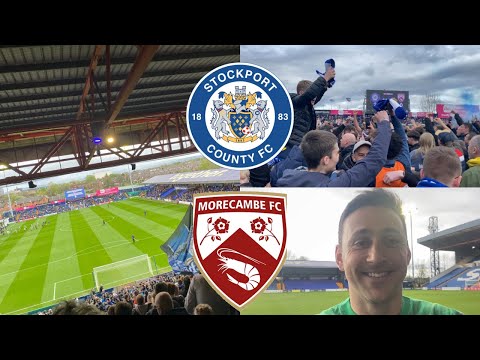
301, 130, 338, 169
470, 134, 480, 152
53, 300, 104, 315
422, 146, 461, 184
338, 189, 406, 244
155, 292, 173, 315
297, 80, 312, 94
343, 125, 358, 138
465, 132, 477, 143
136, 294, 145, 305
114, 301, 133, 315
194, 303, 214, 315
155, 281, 168, 295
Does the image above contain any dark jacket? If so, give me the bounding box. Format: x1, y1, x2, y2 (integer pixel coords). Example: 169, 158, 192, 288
276, 121, 392, 187
270, 145, 306, 187
338, 144, 354, 170
339, 153, 356, 171
287, 77, 328, 147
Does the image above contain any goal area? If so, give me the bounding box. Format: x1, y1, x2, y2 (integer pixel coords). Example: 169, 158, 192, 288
92, 254, 153, 291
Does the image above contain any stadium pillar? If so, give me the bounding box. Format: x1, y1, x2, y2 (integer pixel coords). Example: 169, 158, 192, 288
409, 211, 414, 281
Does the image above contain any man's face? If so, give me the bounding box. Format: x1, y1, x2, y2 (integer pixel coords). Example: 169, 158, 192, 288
457, 125, 468, 135
352, 145, 370, 162
336, 206, 410, 308
468, 141, 478, 160
324, 143, 340, 172
407, 137, 417, 145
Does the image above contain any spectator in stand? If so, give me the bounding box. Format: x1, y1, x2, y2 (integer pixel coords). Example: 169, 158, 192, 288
132, 294, 151, 315
460, 135, 480, 187
53, 300, 104, 315
114, 301, 133, 315
194, 304, 214, 315
154, 292, 174, 315
185, 273, 234, 315
240, 170, 252, 187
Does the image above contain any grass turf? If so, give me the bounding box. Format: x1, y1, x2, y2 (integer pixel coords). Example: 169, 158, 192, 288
241, 290, 480, 315
0, 198, 188, 315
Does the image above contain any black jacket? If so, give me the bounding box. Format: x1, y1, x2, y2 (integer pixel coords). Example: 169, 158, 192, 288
287, 76, 329, 147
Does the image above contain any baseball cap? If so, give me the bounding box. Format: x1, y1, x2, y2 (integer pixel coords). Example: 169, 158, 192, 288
353, 140, 372, 153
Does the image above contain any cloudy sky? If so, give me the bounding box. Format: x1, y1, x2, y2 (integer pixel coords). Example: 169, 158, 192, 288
240, 45, 480, 113
245, 187, 480, 273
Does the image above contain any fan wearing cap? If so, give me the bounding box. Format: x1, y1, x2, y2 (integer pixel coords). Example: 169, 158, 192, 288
339, 140, 372, 171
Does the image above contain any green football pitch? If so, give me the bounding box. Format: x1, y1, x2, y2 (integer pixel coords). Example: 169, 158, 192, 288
242, 290, 480, 315
0, 198, 188, 315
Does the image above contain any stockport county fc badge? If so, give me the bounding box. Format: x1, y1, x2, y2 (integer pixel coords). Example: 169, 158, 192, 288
187, 63, 293, 170
192, 192, 287, 311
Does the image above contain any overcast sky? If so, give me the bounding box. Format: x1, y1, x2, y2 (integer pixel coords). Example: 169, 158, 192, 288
241, 45, 480, 112
245, 187, 480, 272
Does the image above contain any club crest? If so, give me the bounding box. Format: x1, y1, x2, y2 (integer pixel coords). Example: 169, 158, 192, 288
192, 192, 287, 311
187, 63, 293, 170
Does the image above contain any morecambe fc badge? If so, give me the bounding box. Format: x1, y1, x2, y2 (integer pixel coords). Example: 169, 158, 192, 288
187, 63, 293, 170
192, 192, 287, 311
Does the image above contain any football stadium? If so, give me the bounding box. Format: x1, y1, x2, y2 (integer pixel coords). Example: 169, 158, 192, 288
1, 45, 479, 315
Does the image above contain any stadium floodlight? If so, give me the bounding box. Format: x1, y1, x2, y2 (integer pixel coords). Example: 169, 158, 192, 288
0, 164, 7, 170
92, 254, 153, 291
402, 204, 418, 281
107, 136, 114, 144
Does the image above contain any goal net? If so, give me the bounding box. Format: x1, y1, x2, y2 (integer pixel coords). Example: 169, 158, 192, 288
92, 254, 153, 291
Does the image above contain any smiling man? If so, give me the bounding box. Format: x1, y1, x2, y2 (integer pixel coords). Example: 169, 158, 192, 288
321, 189, 462, 315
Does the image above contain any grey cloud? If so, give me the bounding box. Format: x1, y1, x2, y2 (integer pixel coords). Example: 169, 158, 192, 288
241, 45, 480, 111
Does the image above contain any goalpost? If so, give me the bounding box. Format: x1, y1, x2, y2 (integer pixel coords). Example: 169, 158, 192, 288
92, 254, 153, 291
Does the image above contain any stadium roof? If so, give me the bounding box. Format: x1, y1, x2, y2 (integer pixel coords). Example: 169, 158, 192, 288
0, 45, 239, 186
283, 260, 338, 269
117, 184, 146, 191
418, 218, 480, 251
143, 168, 239, 185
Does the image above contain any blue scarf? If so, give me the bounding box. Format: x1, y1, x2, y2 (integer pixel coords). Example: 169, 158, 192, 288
416, 177, 448, 187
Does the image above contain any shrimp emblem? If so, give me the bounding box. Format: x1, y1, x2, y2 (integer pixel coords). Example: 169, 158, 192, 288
217, 248, 265, 291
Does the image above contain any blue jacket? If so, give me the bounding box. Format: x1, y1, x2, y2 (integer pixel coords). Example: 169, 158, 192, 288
270, 145, 306, 187
416, 177, 448, 187
276, 121, 392, 187
391, 114, 412, 173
